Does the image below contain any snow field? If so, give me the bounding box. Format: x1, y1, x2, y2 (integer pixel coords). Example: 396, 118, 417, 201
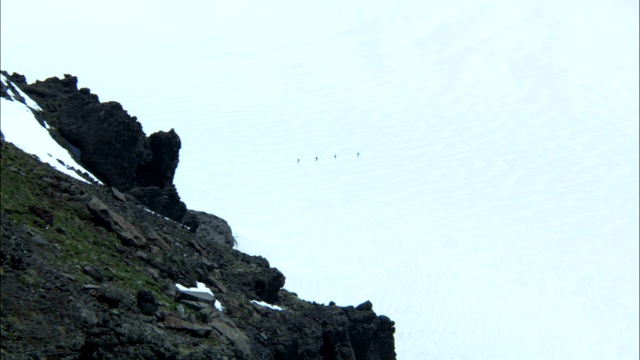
177, 2, 638, 358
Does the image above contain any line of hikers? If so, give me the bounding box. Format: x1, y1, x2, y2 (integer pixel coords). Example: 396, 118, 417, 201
297, 152, 359, 163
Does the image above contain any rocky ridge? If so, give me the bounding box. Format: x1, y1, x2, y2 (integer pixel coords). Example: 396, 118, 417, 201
2, 72, 186, 221
0, 72, 396, 359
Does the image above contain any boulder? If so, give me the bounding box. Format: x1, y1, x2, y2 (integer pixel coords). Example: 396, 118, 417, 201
175, 288, 214, 304
255, 267, 286, 304
163, 316, 212, 338
83, 265, 105, 283
94, 284, 136, 310
209, 318, 253, 357
111, 187, 128, 201
182, 210, 235, 247
136, 290, 158, 316
180, 300, 214, 313
86, 196, 146, 247
227, 253, 286, 304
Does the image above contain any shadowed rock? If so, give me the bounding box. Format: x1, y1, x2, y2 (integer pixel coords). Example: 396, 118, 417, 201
136, 129, 181, 188
137, 290, 159, 316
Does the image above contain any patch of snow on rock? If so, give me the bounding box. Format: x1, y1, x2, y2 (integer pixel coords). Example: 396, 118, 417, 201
175, 281, 214, 296
1, 75, 100, 184
214, 300, 225, 312
251, 300, 284, 311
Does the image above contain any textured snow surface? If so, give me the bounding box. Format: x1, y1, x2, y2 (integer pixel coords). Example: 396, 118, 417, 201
2, 1, 638, 358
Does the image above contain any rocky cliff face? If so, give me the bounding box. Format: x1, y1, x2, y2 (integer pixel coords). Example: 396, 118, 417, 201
0, 72, 396, 359
2, 72, 186, 221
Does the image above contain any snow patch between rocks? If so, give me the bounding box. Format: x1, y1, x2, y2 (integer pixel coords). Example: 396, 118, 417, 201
2, 74, 42, 111
251, 300, 284, 311
175, 281, 213, 295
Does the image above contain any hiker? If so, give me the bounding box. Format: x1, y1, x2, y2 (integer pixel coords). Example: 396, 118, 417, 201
334, 155, 336, 159
315, 156, 318, 161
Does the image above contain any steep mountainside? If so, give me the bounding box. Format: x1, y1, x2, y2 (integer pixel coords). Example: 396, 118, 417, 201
0, 72, 395, 359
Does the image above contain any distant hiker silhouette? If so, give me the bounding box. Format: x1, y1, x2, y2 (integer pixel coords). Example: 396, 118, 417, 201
315, 157, 318, 161
357, 152, 359, 157
334, 155, 336, 159
297, 159, 299, 163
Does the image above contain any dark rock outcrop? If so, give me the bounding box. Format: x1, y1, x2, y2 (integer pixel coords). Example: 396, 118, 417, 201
4, 73, 151, 189
3, 71, 187, 221
59, 99, 150, 190
136, 129, 181, 188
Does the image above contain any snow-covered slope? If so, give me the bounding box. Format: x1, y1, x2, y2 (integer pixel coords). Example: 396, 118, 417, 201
2, 0, 638, 358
